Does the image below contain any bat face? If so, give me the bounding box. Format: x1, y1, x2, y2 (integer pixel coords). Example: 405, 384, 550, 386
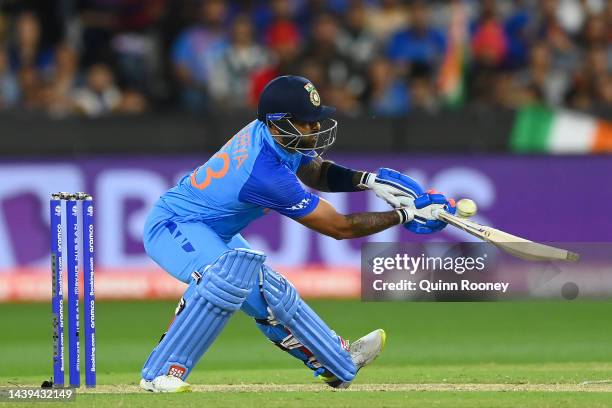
437, 212, 579, 262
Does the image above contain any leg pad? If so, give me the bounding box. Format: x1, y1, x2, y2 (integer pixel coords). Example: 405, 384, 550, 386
142, 249, 265, 380
261, 266, 356, 382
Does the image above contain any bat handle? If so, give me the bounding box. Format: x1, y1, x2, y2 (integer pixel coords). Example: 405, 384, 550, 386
434, 209, 453, 222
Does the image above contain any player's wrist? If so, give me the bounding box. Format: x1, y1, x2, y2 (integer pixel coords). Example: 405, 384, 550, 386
326, 163, 367, 192
395, 208, 413, 224
357, 172, 375, 190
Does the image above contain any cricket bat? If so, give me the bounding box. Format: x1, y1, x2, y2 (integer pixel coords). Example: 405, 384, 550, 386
436, 211, 580, 262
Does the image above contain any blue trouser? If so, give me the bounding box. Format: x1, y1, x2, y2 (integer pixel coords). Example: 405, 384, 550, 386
142, 203, 322, 372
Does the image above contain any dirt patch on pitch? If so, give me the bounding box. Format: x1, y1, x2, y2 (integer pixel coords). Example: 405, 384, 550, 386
80, 382, 612, 394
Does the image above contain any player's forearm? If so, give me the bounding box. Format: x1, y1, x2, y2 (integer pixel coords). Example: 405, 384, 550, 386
297, 198, 403, 240
336, 210, 401, 239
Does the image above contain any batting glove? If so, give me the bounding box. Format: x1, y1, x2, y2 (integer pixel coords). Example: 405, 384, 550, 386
359, 168, 423, 208
396, 191, 456, 234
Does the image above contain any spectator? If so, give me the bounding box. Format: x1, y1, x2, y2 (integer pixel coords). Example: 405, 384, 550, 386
294, 0, 349, 35
491, 70, 528, 108
533, 0, 579, 71
409, 72, 438, 113
593, 74, 612, 108
533, 0, 562, 37
585, 45, 609, 80
252, 0, 297, 40
471, 0, 508, 68
110, 0, 166, 95
248, 5, 302, 106
563, 45, 608, 110
17, 66, 43, 110
8, 11, 54, 77
77, 0, 117, 66
171, 0, 229, 113
467, 0, 512, 106
71, 63, 121, 117
301, 14, 353, 89
387, 0, 446, 76
43, 45, 80, 117
0, 0, 609, 117
263, 0, 300, 46
467, 0, 509, 106
303, 12, 368, 114
336, 0, 377, 101
503, 0, 531, 69
209, 15, 270, 109
364, 57, 410, 117
337, 1, 377, 69
112, 33, 159, 93
365, 0, 409, 42
514, 42, 569, 106
0, 46, 19, 109
565, 70, 593, 110
579, 13, 608, 48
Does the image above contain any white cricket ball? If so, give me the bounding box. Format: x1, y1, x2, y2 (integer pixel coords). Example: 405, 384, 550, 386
457, 198, 477, 218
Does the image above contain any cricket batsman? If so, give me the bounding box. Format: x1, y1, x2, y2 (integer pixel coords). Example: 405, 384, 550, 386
140, 75, 455, 392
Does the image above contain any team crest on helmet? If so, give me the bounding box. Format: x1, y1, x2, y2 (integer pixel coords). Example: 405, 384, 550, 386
304, 82, 321, 107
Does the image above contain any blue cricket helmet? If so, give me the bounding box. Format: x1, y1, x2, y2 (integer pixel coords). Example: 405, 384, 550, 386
257, 75, 338, 158
257, 75, 336, 123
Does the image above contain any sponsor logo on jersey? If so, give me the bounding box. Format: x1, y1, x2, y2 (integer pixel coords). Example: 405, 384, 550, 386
288, 197, 311, 211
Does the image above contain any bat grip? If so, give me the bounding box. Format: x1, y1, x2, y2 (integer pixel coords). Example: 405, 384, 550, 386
432, 208, 443, 219
433, 209, 453, 222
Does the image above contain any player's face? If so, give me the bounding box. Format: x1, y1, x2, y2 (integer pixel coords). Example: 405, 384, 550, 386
291, 120, 320, 148
268, 117, 337, 158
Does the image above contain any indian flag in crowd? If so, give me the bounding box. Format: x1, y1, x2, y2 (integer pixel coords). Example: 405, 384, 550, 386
511, 105, 612, 153
438, 0, 468, 107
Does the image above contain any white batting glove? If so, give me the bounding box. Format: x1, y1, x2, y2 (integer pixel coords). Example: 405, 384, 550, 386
358, 170, 420, 209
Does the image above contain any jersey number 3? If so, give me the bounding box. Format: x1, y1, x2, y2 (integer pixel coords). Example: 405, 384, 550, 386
190, 152, 230, 190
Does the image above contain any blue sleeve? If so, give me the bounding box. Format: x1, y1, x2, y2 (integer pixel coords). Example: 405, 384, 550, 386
239, 150, 319, 218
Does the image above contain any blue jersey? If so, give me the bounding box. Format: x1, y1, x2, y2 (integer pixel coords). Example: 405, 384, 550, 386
158, 120, 320, 241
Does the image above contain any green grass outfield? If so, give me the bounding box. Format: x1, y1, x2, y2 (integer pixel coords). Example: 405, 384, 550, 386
1, 300, 612, 407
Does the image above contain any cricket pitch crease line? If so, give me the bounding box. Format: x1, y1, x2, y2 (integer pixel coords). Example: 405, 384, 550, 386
73, 383, 612, 393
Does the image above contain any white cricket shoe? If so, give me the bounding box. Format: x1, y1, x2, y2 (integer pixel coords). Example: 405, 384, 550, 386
140, 375, 192, 393
321, 328, 386, 389
350, 328, 386, 370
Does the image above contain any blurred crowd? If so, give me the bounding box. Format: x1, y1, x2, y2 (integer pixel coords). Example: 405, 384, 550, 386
0, 0, 610, 118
